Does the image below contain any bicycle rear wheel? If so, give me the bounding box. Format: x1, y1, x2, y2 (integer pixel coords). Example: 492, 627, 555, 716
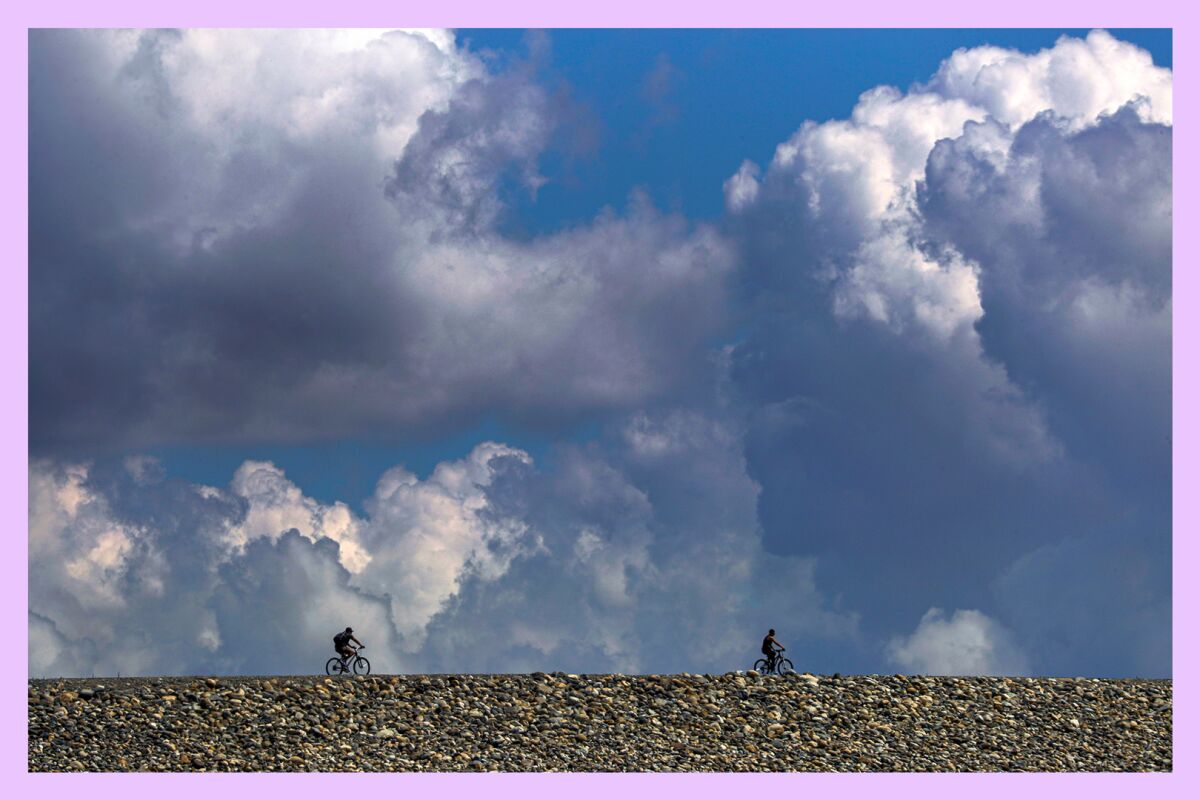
325, 657, 344, 676
776, 658, 794, 675
753, 659, 769, 673
353, 656, 371, 675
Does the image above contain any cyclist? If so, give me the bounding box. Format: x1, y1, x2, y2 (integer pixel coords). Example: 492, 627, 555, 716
333, 626, 363, 667
761, 629, 785, 672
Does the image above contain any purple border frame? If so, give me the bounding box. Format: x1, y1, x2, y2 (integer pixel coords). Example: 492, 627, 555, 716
4, 1, 1192, 796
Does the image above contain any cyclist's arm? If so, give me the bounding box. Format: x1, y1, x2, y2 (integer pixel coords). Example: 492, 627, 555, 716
350, 635, 363, 646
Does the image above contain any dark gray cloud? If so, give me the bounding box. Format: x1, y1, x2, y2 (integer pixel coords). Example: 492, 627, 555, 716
918, 107, 1172, 677
922, 108, 1172, 493
993, 524, 1170, 678
30, 29, 735, 453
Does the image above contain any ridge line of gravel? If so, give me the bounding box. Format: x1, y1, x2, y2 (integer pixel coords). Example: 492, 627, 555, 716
29, 673, 1172, 772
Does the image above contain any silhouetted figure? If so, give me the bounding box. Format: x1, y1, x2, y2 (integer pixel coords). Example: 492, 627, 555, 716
761, 628, 785, 671
333, 626, 363, 667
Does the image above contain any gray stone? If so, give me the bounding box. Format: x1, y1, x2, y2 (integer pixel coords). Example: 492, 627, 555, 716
26, 673, 1172, 773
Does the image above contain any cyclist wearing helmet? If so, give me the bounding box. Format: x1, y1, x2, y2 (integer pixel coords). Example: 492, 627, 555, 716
761, 629, 785, 671
333, 626, 363, 664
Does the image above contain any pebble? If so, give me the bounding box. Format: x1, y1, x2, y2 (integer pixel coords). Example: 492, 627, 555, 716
27, 674, 1171, 772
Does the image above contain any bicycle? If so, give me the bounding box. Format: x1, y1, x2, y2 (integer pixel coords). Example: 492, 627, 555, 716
326, 645, 370, 676
753, 649, 794, 676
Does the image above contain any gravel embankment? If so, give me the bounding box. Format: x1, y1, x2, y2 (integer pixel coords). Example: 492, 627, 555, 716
28, 673, 1171, 772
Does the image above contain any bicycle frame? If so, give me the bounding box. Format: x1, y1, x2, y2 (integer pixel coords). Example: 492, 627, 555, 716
755, 648, 788, 675
326, 645, 368, 676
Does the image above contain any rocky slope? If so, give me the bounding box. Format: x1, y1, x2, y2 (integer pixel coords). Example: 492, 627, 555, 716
28, 673, 1171, 772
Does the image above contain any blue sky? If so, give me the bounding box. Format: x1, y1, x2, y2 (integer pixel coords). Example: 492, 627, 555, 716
458, 29, 1171, 227
29, 29, 1172, 679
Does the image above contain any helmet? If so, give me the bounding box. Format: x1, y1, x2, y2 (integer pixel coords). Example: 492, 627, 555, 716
345, 627, 353, 633
768, 629, 775, 635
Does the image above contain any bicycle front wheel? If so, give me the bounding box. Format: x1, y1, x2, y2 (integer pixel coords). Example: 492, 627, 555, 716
325, 657, 344, 676
776, 658, 794, 675
353, 656, 371, 675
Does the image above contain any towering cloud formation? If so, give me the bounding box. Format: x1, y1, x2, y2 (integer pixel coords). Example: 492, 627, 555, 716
724, 30, 1170, 676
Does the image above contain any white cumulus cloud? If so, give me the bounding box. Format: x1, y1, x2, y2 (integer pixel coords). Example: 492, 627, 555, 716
927, 30, 1171, 130
729, 29, 1170, 346
887, 608, 1030, 676
28, 418, 862, 676
355, 443, 540, 649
